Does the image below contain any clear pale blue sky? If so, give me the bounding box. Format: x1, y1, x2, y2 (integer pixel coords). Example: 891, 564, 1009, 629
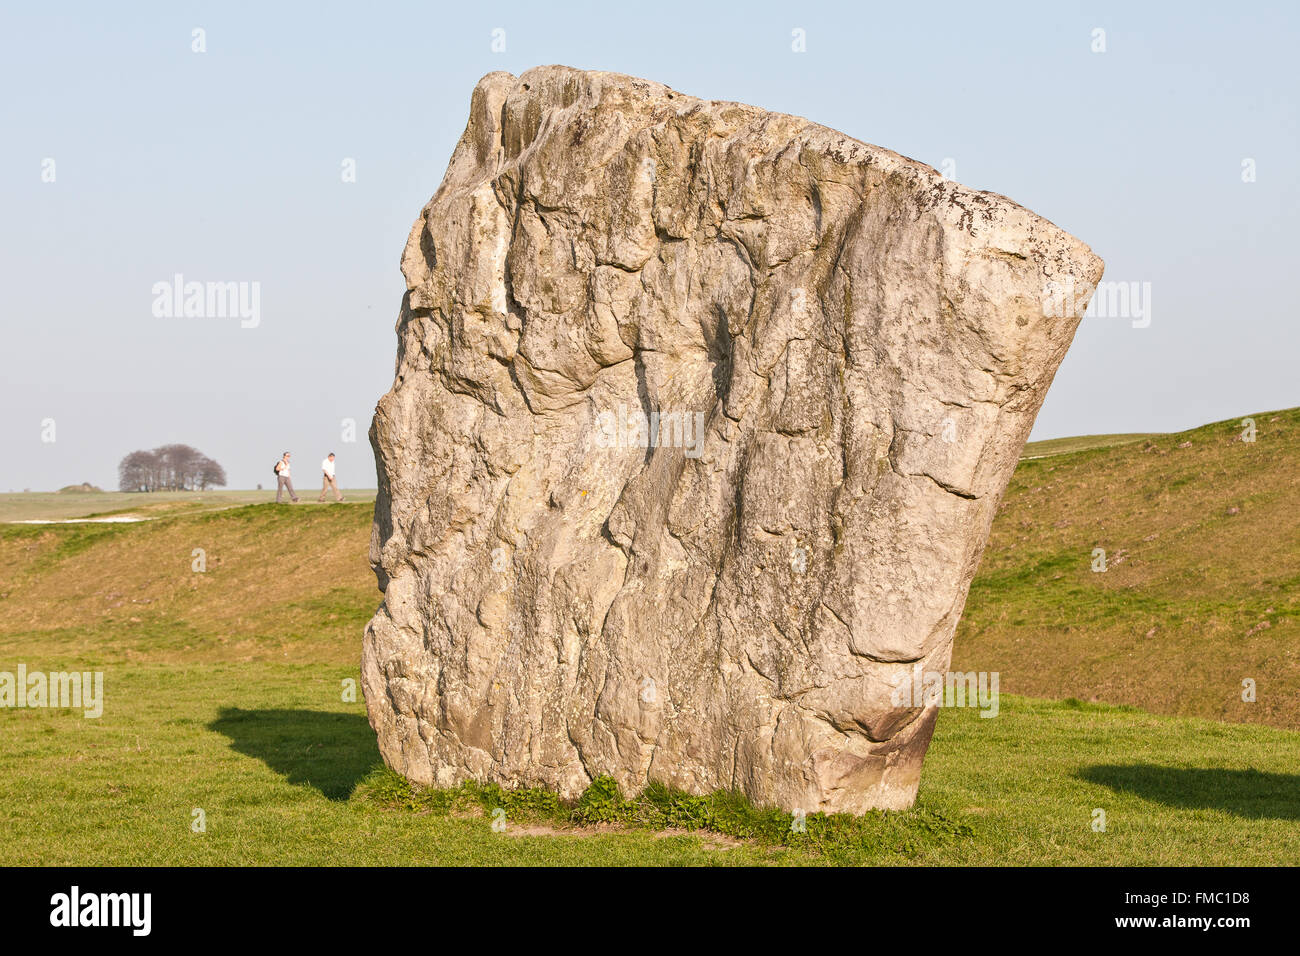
2, 1, 1296, 491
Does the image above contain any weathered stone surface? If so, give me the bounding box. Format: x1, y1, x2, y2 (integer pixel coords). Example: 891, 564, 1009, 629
362, 66, 1102, 813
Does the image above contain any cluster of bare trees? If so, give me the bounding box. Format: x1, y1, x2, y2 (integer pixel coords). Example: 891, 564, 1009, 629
118, 444, 227, 492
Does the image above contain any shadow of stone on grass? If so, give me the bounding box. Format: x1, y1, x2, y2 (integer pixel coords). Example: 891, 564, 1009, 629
209, 708, 379, 801
1078, 765, 1300, 820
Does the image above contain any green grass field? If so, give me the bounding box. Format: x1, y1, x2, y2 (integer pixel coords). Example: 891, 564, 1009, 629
3, 664, 1296, 865
1, 409, 1297, 865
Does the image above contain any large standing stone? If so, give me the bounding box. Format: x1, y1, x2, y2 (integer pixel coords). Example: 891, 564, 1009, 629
362, 66, 1102, 813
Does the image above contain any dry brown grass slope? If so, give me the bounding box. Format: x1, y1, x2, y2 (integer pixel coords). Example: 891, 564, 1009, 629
0, 503, 375, 668
955, 407, 1300, 729
1, 408, 1295, 731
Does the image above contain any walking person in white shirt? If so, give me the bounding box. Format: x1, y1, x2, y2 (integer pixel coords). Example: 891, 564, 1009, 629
318, 452, 345, 502
274, 452, 299, 503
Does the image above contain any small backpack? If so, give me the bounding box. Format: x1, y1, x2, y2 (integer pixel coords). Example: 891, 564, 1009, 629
273, 461, 283, 476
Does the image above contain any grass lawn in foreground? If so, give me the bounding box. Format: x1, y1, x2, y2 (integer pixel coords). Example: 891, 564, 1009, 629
0, 659, 1295, 865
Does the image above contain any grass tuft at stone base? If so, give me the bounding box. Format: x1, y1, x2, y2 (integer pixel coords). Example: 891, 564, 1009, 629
359, 767, 976, 861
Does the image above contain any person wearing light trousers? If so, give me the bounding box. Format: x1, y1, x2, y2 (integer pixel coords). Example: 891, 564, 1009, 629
274, 452, 299, 503
318, 452, 344, 502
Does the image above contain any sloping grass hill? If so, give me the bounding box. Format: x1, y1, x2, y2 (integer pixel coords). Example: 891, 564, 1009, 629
955, 407, 1299, 729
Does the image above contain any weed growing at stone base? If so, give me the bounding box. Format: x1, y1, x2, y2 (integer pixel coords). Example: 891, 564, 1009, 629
359, 768, 975, 862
